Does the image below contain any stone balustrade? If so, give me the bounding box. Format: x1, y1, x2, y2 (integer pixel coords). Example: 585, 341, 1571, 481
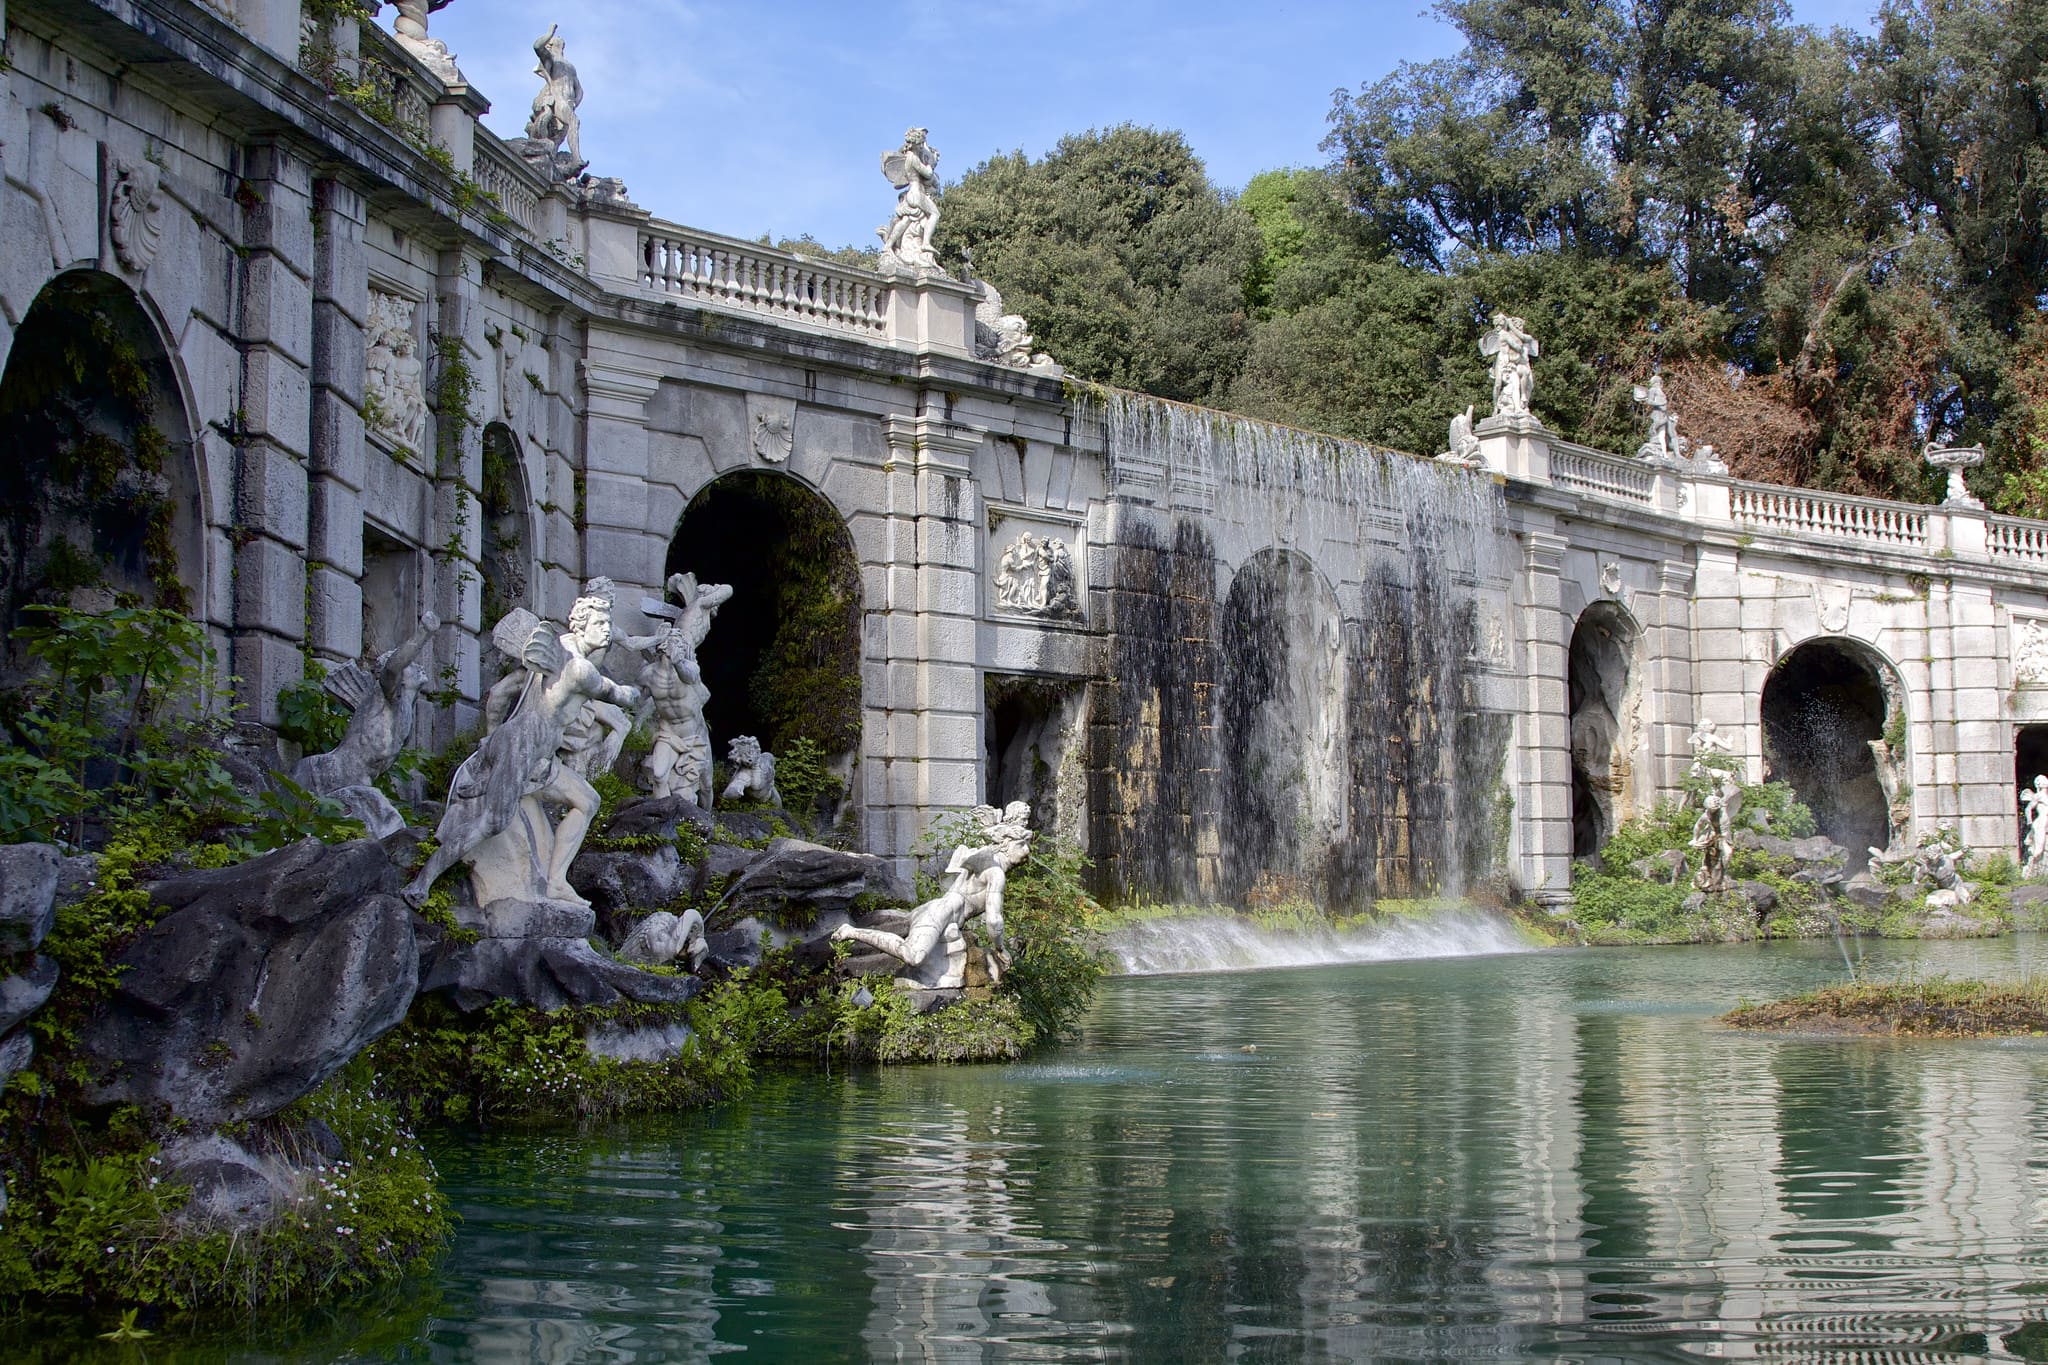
639, 223, 892, 339
1726, 482, 1931, 548
1549, 441, 1655, 506
472, 136, 546, 236
1989, 514, 2048, 565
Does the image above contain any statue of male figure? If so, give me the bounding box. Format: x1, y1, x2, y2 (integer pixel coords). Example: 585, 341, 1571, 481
526, 24, 584, 170
833, 802, 1032, 988
615, 572, 732, 807
405, 596, 640, 908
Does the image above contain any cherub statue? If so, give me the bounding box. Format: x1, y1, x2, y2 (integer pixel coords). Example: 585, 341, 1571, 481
833, 802, 1032, 988
878, 127, 941, 274
1687, 716, 1736, 782
1479, 313, 1538, 417
290, 610, 440, 838
389, 0, 461, 82
2025, 775, 2048, 880
525, 24, 585, 177
1690, 783, 1733, 892
405, 598, 641, 909
720, 735, 780, 807
1633, 369, 1683, 461
1912, 825, 1974, 906
614, 572, 731, 807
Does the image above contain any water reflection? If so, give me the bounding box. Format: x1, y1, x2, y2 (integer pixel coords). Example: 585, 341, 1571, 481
35, 936, 2048, 1362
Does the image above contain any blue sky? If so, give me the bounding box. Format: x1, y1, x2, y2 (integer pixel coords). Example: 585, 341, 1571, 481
429, 0, 1886, 251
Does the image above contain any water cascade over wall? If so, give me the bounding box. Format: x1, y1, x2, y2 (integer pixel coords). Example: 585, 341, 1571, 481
1081, 390, 1513, 910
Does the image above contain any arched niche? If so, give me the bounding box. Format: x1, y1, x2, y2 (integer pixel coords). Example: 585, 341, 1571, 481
1219, 548, 1347, 904
1760, 636, 1906, 855
1568, 600, 1642, 858
668, 470, 863, 764
0, 269, 202, 643
478, 422, 533, 626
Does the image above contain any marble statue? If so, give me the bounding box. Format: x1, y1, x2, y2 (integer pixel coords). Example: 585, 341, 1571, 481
720, 736, 780, 807
1912, 826, 1974, 907
1690, 779, 1735, 892
1479, 313, 1538, 418
878, 127, 941, 274
833, 802, 1031, 989
1439, 405, 1482, 466
2018, 617, 2048, 686
615, 572, 730, 808
484, 579, 628, 784
619, 908, 709, 971
290, 611, 440, 838
2024, 775, 2048, 879
1923, 442, 1985, 509
993, 531, 1080, 618
1686, 717, 1736, 782
405, 598, 641, 909
365, 290, 427, 452
523, 25, 586, 179
1692, 443, 1728, 476
1632, 369, 1684, 463
390, 0, 462, 83
967, 260, 1058, 373
109, 159, 166, 274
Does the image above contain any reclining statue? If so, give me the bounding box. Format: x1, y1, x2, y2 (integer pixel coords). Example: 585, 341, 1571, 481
290, 610, 439, 838
832, 801, 1031, 989
405, 596, 640, 909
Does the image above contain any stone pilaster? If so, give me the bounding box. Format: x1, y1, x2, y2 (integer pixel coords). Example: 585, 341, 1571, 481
428, 246, 489, 725
1648, 559, 1698, 794
1688, 543, 1753, 780
306, 177, 368, 665
230, 143, 313, 722
577, 353, 668, 603
864, 402, 985, 865
1517, 529, 1574, 900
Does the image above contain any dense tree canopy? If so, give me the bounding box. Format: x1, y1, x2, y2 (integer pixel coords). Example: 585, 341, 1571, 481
932, 0, 2048, 509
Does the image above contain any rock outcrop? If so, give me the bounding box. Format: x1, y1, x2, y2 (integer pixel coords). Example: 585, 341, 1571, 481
0, 842, 63, 1092
725, 838, 912, 920
81, 838, 419, 1126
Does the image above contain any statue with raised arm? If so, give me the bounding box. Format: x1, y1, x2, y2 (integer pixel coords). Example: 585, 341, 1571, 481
290, 611, 440, 838
1440, 405, 1481, 466
833, 802, 1031, 989
1479, 313, 1538, 418
878, 127, 942, 274
2024, 776, 2048, 880
1687, 716, 1736, 782
405, 597, 640, 909
613, 572, 729, 806
524, 24, 586, 179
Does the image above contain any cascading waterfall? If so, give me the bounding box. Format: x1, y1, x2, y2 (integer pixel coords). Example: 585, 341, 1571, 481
1080, 388, 1514, 916
1104, 910, 1538, 976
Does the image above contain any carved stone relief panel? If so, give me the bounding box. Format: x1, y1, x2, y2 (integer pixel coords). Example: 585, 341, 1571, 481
991, 520, 1082, 622
2015, 614, 2048, 686
365, 288, 427, 454
108, 157, 166, 274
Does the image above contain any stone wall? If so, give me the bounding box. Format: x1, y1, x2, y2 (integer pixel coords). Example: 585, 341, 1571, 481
6, 0, 2048, 900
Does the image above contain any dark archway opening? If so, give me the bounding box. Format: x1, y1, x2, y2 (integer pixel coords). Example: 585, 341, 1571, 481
478, 423, 531, 627
1569, 603, 1637, 858
985, 673, 1081, 829
668, 471, 862, 764
2017, 725, 2048, 857
1761, 639, 1892, 855
0, 271, 197, 651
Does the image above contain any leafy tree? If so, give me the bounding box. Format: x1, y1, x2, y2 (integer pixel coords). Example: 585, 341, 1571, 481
938, 125, 1263, 404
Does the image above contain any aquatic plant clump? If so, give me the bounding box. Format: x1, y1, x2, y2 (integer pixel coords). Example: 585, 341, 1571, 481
1723, 976, 2048, 1037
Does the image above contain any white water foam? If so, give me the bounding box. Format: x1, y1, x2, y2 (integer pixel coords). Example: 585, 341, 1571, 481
1104, 910, 1538, 976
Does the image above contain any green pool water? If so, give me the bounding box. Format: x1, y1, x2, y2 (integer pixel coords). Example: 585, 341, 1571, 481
29, 933, 2048, 1362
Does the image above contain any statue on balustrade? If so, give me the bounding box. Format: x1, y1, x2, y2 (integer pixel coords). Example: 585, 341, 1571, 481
1480, 313, 1538, 419
1439, 405, 1482, 466
290, 610, 440, 839
388, 0, 462, 83
879, 127, 942, 274
522, 24, 587, 180
833, 802, 1032, 989
404, 596, 641, 910
1632, 369, 1686, 463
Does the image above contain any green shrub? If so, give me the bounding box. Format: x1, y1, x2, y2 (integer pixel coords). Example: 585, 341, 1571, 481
1737, 781, 1817, 838
775, 736, 843, 822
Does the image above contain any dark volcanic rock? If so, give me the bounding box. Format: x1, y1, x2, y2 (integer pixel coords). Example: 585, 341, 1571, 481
713, 810, 779, 847
0, 1029, 31, 1088
606, 796, 714, 841
570, 846, 691, 932
1626, 849, 1686, 883
0, 955, 58, 1034
1732, 880, 1779, 922
726, 838, 912, 920
1840, 871, 1894, 911
81, 838, 418, 1126
699, 843, 762, 889
420, 935, 699, 1013
0, 842, 61, 953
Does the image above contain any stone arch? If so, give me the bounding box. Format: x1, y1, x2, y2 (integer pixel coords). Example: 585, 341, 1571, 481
1760, 635, 1908, 856
477, 422, 534, 627
1219, 547, 1348, 904
0, 268, 204, 642
1569, 599, 1644, 857
668, 469, 863, 767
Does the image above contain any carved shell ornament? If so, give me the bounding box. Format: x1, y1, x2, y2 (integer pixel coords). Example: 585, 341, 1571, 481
110, 159, 167, 273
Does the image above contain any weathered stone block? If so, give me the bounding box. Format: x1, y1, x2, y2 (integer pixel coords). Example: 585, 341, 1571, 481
0, 844, 62, 954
